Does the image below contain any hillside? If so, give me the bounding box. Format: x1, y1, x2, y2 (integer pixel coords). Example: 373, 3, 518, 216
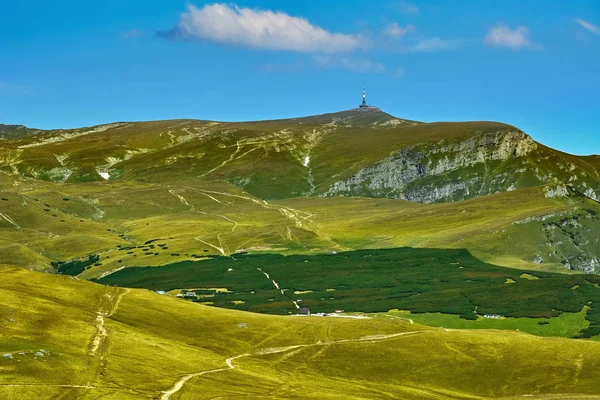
1, 109, 598, 203
2, 266, 600, 400
3, 109, 600, 399
0, 109, 599, 273
0, 124, 42, 140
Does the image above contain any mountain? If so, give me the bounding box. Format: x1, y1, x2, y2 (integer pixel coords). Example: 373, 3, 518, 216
1, 108, 599, 273
4, 109, 600, 399
0, 123, 42, 140
2, 109, 598, 202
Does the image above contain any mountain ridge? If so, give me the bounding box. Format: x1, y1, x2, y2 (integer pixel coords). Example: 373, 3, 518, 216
1, 109, 598, 203
1, 108, 600, 273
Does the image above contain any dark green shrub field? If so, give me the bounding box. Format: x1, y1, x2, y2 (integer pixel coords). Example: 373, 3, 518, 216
96, 247, 600, 326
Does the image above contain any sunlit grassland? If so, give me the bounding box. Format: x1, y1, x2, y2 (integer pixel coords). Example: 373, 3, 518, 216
278, 186, 597, 271
3, 170, 596, 277
3, 267, 600, 399
2, 109, 599, 275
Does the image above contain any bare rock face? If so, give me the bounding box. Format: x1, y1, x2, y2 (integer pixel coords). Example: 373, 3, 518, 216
543, 185, 570, 199
537, 209, 600, 273
323, 130, 540, 203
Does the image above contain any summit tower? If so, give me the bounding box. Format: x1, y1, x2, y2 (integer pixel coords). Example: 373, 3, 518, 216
359, 86, 369, 109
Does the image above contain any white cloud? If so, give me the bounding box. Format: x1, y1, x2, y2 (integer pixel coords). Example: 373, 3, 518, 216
398, 1, 419, 14
161, 3, 363, 53
576, 19, 600, 35
383, 23, 415, 38
410, 37, 461, 52
314, 55, 386, 74
485, 24, 538, 50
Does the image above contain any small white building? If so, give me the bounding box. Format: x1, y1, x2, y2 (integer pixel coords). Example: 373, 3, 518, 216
484, 314, 501, 319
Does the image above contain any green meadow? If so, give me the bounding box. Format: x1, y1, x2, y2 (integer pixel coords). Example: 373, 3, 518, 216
387, 308, 590, 338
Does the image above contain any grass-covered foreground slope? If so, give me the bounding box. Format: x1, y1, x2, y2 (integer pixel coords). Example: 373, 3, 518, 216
96, 247, 600, 339
3, 266, 600, 400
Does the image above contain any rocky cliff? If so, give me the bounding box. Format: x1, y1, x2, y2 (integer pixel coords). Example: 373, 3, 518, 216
322, 129, 599, 204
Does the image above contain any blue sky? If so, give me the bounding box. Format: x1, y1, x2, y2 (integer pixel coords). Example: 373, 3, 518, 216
1, 1, 599, 154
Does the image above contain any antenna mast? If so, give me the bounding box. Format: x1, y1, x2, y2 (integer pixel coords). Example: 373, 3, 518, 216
360, 86, 369, 108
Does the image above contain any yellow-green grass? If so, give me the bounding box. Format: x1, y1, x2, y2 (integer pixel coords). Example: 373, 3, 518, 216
0, 112, 547, 201
0, 177, 333, 275
2, 172, 596, 276
277, 185, 594, 272
2, 110, 598, 207
3, 267, 600, 399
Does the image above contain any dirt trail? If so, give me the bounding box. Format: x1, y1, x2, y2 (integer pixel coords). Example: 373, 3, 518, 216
159, 330, 424, 400
168, 190, 194, 210
159, 354, 249, 400
170, 185, 345, 253
194, 237, 226, 256
88, 288, 129, 356
169, 188, 238, 237
191, 188, 345, 250
84, 287, 130, 392
257, 267, 300, 309
201, 142, 243, 177
0, 212, 19, 228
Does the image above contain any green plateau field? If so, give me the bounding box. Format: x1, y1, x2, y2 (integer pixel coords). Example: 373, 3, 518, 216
2, 108, 600, 398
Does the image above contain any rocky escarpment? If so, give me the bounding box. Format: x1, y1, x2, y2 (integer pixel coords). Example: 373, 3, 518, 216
514, 206, 600, 273
322, 129, 599, 204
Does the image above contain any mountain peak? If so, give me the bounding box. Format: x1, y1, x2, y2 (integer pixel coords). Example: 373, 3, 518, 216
290, 108, 420, 127
0, 123, 42, 139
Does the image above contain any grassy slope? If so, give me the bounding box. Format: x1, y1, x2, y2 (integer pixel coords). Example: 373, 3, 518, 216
0, 111, 598, 274
278, 186, 600, 271
0, 124, 42, 140
2, 169, 598, 275
2, 267, 600, 400
1, 111, 597, 203
0, 175, 334, 273
0, 112, 524, 199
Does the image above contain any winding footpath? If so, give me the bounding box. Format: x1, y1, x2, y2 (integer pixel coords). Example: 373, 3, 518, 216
160, 330, 424, 400
88, 288, 130, 356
